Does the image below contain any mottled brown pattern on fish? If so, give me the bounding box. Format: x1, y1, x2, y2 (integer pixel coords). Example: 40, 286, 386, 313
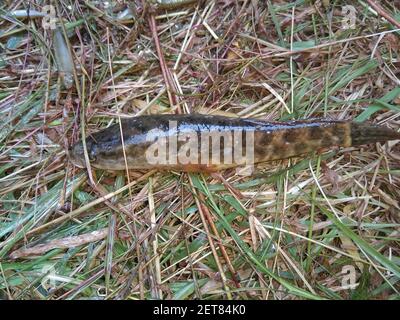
69, 114, 400, 172
252, 123, 351, 163
150, 0, 198, 10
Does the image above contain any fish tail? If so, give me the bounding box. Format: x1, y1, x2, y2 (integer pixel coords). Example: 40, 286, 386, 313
351, 122, 400, 146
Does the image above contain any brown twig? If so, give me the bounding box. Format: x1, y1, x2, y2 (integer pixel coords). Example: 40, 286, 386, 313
25, 170, 156, 238
147, 9, 181, 112
211, 172, 244, 199
189, 176, 241, 291
188, 183, 233, 298
199, 194, 241, 289
10, 228, 108, 259
366, 0, 400, 29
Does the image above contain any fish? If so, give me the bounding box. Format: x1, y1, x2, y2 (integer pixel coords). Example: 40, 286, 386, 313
69, 114, 400, 172
149, 0, 199, 10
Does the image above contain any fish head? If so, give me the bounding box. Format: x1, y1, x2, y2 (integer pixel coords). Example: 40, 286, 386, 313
68, 138, 98, 168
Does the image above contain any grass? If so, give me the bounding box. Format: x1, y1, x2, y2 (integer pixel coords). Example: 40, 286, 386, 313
0, 0, 400, 300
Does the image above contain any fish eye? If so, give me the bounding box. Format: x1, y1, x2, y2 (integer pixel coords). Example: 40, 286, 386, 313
89, 150, 96, 162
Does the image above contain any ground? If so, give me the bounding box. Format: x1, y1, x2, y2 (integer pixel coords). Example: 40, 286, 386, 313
0, 0, 399, 300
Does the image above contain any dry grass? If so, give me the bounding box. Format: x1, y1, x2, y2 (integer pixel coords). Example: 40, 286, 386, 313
0, 0, 400, 300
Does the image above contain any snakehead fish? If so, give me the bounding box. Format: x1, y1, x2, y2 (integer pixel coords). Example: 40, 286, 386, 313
69, 114, 400, 172
149, 0, 199, 10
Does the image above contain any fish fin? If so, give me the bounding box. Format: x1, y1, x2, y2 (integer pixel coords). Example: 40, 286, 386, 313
351, 123, 400, 146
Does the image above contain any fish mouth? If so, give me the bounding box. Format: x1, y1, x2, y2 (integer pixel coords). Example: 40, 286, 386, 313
67, 146, 86, 168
